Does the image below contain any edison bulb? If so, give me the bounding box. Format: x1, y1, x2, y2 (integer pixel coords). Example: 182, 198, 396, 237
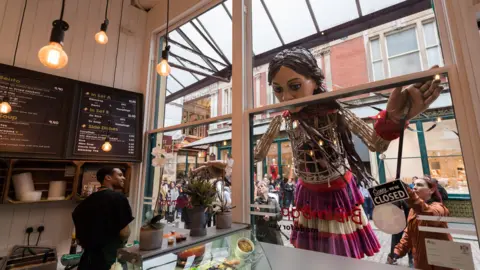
101, 141, 112, 152
95, 31, 108, 44
0, 101, 12, 114
156, 59, 171, 76
38, 42, 68, 69
434, 74, 441, 80
436, 117, 442, 123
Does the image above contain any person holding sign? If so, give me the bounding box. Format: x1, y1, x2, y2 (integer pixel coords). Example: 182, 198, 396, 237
387, 176, 454, 270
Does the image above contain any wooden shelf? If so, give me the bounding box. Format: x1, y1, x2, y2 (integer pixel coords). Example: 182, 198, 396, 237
12, 168, 69, 171
6, 194, 74, 204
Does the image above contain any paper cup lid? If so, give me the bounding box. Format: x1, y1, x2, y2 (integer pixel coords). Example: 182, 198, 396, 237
372, 203, 406, 234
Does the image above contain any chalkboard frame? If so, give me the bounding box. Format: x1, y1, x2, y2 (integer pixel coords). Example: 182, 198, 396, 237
0, 64, 77, 159
0, 64, 144, 163
66, 81, 144, 162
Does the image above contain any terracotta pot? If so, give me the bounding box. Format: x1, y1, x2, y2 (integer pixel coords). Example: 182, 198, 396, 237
185, 206, 207, 236
139, 226, 163, 251
216, 211, 232, 229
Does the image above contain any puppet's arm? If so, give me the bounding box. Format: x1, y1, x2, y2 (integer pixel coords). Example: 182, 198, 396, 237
254, 115, 282, 162
340, 108, 403, 153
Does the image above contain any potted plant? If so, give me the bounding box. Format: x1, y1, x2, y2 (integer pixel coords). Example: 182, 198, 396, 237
213, 182, 235, 229
183, 172, 217, 236
138, 146, 170, 250
139, 213, 165, 251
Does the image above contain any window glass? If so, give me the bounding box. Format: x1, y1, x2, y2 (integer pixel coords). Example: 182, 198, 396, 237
373, 61, 385, 80
310, 0, 359, 30
197, 5, 233, 62
386, 28, 419, 57
427, 47, 442, 67
388, 52, 422, 76
423, 21, 438, 47
359, 0, 405, 15
370, 39, 382, 61
252, 0, 282, 54
263, 0, 317, 43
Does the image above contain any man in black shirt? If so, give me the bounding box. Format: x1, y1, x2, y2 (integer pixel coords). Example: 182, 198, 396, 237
73, 167, 134, 270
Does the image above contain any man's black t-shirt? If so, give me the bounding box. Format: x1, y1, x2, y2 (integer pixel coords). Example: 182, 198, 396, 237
72, 189, 134, 270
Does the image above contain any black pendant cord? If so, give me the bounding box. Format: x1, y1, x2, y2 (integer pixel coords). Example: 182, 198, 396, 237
395, 100, 412, 180
165, 0, 170, 47
105, 0, 109, 20
112, 0, 124, 87
60, 0, 66, 21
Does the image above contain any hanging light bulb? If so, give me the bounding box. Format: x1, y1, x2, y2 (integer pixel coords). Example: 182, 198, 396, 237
95, 0, 109, 44
38, 0, 69, 69
101, 137, 112, 152
434, 74, 441, 80
223, 140, 227, 146
436, 117, 442, 123
0, 96, 12, 114
318, 140, 324, 146
156, 0, 171, 77
309, 150, 314, 156
156, 45, 171, 76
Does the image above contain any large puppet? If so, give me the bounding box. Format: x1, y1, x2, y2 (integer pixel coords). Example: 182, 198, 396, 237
254, 47, 442, 258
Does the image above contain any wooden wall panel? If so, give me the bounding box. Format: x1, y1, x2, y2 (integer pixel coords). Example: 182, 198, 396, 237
0, 0, 147, 258
0, 0, 147, 92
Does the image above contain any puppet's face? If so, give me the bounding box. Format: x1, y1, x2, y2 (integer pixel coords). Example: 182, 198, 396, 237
271, 66, 317, 112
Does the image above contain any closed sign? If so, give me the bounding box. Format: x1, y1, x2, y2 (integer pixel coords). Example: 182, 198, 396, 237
368, 180, 409, 206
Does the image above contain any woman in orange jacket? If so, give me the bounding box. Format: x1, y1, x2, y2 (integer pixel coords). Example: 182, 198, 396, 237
388, 176, 456, 270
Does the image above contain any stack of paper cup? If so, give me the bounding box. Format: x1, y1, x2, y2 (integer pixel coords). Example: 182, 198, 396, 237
48, 181, 66, 200
12, 173, 35, 201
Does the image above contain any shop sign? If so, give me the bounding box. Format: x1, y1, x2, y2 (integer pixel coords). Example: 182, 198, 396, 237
368, 180, 408, 206
162, 135, 173, 153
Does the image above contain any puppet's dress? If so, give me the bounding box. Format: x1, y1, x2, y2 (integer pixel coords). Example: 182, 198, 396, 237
255, 106, 402, 259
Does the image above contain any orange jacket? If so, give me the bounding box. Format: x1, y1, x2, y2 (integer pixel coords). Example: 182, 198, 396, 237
394, 188, 456, 270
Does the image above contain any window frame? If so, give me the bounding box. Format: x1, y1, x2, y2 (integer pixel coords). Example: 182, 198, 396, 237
384, 25, 424, 77
369, 37, 385, 81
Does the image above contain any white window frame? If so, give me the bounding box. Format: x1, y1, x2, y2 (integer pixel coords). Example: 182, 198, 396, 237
369, 37, 384, 81
422, 20, 444, 67
384, 25, 424, 77
222, 87, 232, 114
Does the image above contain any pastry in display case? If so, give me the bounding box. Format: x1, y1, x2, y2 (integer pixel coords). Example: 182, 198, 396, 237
117, 224, 271, 269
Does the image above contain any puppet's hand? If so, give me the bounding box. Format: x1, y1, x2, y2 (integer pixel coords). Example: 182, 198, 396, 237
386, 65, 443, 123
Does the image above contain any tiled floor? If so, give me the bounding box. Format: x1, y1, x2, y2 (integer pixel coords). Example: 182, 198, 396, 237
276, 219, 480, 269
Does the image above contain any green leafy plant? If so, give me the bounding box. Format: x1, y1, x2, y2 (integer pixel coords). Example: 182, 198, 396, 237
183, 173, 217, 207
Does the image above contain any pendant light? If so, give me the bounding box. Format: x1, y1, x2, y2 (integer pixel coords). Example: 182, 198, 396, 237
38, 0, 69, 69
0, 96, 12, 114
95, 0, 109, 44
102, 120, 112, 152
156, 0, 171, 77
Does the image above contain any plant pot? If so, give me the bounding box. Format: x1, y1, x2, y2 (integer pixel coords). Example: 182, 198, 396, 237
185, 206, 207, 236
139, 226, 164, 251
216, 211, 232, 229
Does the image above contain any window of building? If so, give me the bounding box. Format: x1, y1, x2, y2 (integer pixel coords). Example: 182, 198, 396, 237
267, 82, 278, 105
223, 88, 232, 114
370, 38, 385, 81
423, 21, 443, 67
386, 27, 422, 77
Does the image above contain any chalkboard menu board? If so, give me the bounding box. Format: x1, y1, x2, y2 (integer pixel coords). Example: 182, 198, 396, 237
67, 82, 143, 161
0, 65, 74, 158
0, 64, 143, 162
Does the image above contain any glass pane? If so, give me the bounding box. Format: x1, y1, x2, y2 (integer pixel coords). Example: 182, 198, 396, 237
224, 0, 232, 16
383, 158, 424, 182
427, 46, 442, 67
373, 61, 385, 81
171, 54, 210, 78
388, 52, 422, 77
169, 30, 191, 48
386, 28, 419, 57
169, 42, 213, 74
252, 0, 282, 54
370, 39, 382, 61
197, 5, 233, 62
359, 0, 405, 15
249, 74, 478, 269
179, 22, 226, 66
423, 21, 438, 47
167, 76, 183, 93
169, 65, 198, 86
263, 0, 317, 43
310, 0, 359, 30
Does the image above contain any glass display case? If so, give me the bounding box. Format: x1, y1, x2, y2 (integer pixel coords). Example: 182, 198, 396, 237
117, 224, 271, 270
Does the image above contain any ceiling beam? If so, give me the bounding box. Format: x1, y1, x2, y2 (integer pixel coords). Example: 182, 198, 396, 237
170, 63, 230, 83
191, 20, 231, 65
176, 28, 218, 71
305, 0, 320, 33
168, 38, 228, 67
260, 0, 285, 45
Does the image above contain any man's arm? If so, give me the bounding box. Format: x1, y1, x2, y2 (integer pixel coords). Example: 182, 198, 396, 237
114, 194, 135, 242
119, 225, 131, 242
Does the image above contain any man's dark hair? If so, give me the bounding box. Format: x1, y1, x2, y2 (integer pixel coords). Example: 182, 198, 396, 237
96, 167, 116, 184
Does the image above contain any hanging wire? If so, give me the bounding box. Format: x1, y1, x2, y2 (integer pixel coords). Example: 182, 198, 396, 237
165, 0, 170, 46
112, 0, 125, 87
60, 0, 66, 20
105, 0, 109, 20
